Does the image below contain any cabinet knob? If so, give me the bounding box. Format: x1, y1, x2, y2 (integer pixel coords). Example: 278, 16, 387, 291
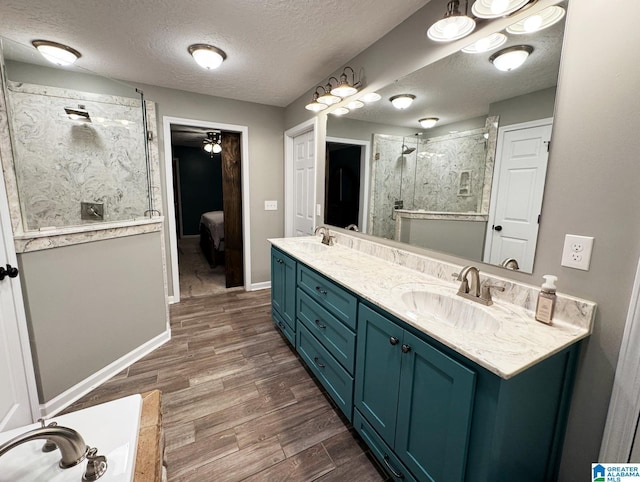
389, 336, 399, 345
401, 344, 411, 353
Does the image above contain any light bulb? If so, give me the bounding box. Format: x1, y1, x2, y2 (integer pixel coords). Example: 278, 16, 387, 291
491, 0, 509, 14
523, 14, 543, 32
204, 143, 213, 153
212, 143, 222, 154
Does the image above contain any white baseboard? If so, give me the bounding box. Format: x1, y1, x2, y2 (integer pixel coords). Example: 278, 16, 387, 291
39, 329, 171, 418
168, 295, 178, 304
250, 281, 271, 291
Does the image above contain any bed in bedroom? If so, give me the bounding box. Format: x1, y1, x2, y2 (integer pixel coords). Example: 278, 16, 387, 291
199, 211, 225, 268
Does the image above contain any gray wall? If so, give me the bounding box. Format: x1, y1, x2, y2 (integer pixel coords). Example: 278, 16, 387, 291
18, 232, 167, 402
489, 86, 557, 127
284, 0, 640, 475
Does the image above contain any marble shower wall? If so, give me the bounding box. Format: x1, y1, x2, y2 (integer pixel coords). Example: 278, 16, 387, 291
369, 117, 498, 240
7, 81, 149, 230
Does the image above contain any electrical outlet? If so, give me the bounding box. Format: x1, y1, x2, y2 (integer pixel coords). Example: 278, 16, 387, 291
561, 234, 594, 270
264, 200, 277, 211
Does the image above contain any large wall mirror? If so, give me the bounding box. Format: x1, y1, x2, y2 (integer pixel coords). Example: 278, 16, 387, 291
325, 0, 567, 273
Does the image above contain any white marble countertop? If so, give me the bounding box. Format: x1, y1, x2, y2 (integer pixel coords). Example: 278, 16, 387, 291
269, 235, 596, 379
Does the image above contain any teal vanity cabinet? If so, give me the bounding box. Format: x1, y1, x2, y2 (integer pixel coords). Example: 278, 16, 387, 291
270, 247, 296, 345
355, 304, 475, 482
354, 302, 579, 482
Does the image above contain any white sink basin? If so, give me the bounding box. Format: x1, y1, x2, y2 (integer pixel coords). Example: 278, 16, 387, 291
0, 394, 142, 482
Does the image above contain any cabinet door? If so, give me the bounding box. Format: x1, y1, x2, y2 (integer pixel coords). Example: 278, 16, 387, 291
271, 248, 296, 329
355, 304, 403, 445
395, 331, 476, 482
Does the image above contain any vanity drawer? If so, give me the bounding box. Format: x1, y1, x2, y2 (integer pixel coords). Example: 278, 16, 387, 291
297, 289, 356, 374
272, 309, 295, 346
297, 265, 357, 329
296, 324, 353, 421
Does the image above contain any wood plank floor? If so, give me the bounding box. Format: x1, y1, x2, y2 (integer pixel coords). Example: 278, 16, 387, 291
65, 289, 388, 481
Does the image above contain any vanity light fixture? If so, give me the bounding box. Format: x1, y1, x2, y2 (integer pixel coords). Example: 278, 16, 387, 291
506, 5, 565, 34
32, 40, 81, 66
203, 131, 222, 156
331, 67, 360, 97
331, 107, 350, 116
318, 78, 342, 106
489, 45, 533, 71
427, 0, 476, 42
471, 0, 531, 19
188, 44, 227, 70
305, 88, 329, 112
347, 100, 365, 110
461, 32, 507, 53
390, 94, 416, 110
360, 92, 382, 103
419, 117, 439, 128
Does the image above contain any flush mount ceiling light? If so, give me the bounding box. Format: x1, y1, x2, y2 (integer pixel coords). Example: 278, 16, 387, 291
331, 107, 350, 116
471, 0, 531, 19
462, 32, 507, 53
360, 92, 382, 103
331, 67, 360, 98
32, 40, 81, 66
419, 117, 439, 128
305, 88, 329, 112
506, 5, 565, 34
489, 45, 533, 71
188, 44, 227, 70
427, 0, 476, 42
203, 131, 222, 156
390, 94, 416, 110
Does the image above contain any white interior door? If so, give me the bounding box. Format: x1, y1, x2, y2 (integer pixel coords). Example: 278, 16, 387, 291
485, 120, 552, 272
0, 174, 37, 430
293, 130, 315, 236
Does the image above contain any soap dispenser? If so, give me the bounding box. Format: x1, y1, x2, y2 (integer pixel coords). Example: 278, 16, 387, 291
535, 275, 557, 324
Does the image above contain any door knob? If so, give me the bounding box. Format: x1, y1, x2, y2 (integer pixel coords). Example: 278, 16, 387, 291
0, 264, 19, 281
493, 225, 503, 232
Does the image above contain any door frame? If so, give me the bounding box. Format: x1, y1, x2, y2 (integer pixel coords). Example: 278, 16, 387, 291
483, 117, 553, 266
284, 118, 318, 237
162, 116, 251, 302
326, 136, 371, 233
600, 256, 640, 461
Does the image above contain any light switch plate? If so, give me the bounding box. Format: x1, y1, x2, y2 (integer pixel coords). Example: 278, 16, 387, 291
264, 200, 277, 211
561, 234, 594, 270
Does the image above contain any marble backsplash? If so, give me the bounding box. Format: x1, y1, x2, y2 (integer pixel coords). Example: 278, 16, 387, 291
368, 117, 498, 241
7, 81, 149, 230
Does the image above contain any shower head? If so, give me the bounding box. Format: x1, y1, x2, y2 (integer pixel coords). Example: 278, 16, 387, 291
402, 144, 416, 154
64, 105, 91, 123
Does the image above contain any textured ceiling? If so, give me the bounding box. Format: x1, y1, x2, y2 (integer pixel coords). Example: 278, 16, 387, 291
0, 0, 430, 107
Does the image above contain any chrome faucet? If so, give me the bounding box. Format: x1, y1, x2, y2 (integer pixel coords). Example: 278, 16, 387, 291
313, 226, 335, 246
455, 265, 505, 305
0, 424, 88, 468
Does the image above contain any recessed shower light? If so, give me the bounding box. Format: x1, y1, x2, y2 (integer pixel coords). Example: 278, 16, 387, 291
188, 44, 227, 70
32, 40, 81, 66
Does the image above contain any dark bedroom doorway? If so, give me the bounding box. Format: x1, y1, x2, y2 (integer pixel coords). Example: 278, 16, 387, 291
325, 142, 362, 228
170, 124, 244, 297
